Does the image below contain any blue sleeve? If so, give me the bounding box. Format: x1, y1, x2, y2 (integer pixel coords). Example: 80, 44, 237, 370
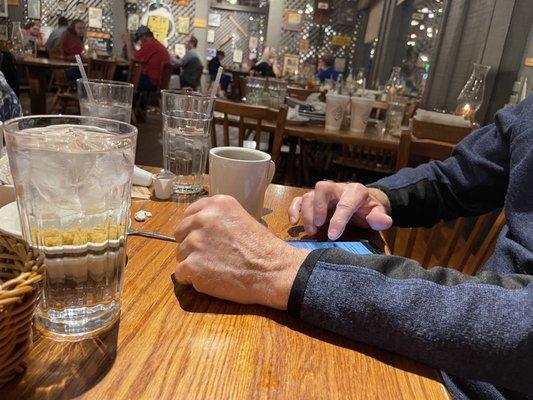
288, 248, 533, 395
369, 99, 532, 227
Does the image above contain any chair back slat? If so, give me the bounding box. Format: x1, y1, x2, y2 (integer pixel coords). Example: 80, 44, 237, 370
127, 61, 142, 90
88, 59, 117, 80
213, 99, 288, 165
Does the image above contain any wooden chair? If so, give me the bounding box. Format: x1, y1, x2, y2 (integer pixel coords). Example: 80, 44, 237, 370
287, 86, 320, 101
127, 60, 142, 90
87, 58, 117, 80
383, 132, 505, 275
56, 59, 118, 113
411, 118, 473, 144
211, 99, 288, 167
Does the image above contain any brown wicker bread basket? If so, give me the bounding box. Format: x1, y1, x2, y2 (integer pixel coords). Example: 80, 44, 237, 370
0, 233, 44, 386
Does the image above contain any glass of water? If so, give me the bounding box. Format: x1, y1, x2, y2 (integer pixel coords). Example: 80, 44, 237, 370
161, 90, 214, 194
385, 101, 406, 135
4, 115, 137, 341
77, 79, 134, 123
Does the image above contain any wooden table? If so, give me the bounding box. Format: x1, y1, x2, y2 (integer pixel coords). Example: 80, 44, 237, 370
284, 123, 400, 148
2, 185, 449, 399
15, 56, 131, 115
15, 56, 79, 115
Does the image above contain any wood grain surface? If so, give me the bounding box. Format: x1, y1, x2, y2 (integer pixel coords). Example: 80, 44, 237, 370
1, 184, 449, 400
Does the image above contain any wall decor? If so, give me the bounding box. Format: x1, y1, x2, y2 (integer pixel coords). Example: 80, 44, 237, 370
233, 49, 243, 63
142, 3, 176, 46
206, 47, 216, 59
332, 35, 351, 46
299, 38, 309, 52
208, 13, 221, 27
0, 0, 7, 17
27, 0, 41, 19
177, 15, 189, 35
88, 7, 103, 29
283, 53, 299, 76
7, 0, 17, 6
284, 10, 302, 31
193, 18, 206, 28
334, 57, 345, 71
127, 13, 140, 32
207, 29, 215, 43
177, 0, 188, 4
0, 24, 8, 40
74, 1, 87, 14
248, 36, 258, 51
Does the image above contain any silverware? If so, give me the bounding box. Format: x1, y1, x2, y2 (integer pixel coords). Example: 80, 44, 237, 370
127, 228, 176, 242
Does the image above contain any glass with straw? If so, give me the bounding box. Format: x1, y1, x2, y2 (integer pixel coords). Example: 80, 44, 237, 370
75, 55, 134, 123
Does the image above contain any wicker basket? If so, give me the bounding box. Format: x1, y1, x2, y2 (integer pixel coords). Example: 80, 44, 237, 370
0, 233, 44, 386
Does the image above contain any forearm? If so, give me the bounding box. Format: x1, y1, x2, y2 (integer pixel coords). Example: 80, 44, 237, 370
288, 249, 533, 395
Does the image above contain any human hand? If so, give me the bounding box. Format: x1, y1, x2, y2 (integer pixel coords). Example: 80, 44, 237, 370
174, 195, 310, 310
288, 181, 393, 240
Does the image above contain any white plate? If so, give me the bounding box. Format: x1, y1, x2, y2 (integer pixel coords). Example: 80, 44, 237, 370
0, 202, 22, 237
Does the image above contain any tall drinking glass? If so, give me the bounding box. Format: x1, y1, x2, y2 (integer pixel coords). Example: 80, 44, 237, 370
161, 90, 214, 194
4, 115, 137, 341
77, 79, 134, 123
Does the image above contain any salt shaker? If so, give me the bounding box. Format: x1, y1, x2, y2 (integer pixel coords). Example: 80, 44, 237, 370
153, 171, 174, 200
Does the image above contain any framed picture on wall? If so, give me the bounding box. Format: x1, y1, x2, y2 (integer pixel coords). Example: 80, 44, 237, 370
7, 0, 18, 6
88, 7, 103, 29
282, 54, 299, 76
27, 0, 41, 19
0, 24, 7, 40
283, 10, 302, 31
0, 0, 7, 17
177, 16, 189, 35
208, 13, 221, 27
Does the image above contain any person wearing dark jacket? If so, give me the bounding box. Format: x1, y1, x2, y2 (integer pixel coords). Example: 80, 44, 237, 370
208, 50, 230, 92
173, 96, 533, 399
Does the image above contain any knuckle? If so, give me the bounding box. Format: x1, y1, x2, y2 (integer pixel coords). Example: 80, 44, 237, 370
302, 191, 315, 200
336, 201, 354, 211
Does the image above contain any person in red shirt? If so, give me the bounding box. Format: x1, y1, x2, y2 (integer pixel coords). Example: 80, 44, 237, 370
54, 19, 86, 81
123, 26, 171, 93
56, 19, 86, 58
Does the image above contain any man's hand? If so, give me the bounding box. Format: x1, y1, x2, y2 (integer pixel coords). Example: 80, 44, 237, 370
174, 195, 309, 310
288, 181, 393, 240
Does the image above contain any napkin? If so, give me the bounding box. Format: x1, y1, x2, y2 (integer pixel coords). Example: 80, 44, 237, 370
414, 109, 472, 128
287, 106, 300, 120
0, 155, 13, 186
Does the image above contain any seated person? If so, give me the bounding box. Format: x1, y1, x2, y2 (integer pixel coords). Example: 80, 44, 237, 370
21, 21, 45, 48
251, 47, 279, 78
55, 19, 86, 81
173, 96, 533, 398
0, 71, 22, 121
45, 16, 69, 53
208, 50, 231, 94
123, 26, 171, 93
316, 56, 339, 83
174, 35, 203, 90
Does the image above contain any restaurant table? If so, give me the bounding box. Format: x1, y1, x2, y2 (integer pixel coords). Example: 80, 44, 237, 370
15, 56, 131, 115
1, 182, 449, 399
15, 56, 79, 115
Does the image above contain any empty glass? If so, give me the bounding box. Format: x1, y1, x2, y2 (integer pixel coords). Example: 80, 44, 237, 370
161, 90, 215, 194
4, 115, 137, 341
77, 79, 134, 123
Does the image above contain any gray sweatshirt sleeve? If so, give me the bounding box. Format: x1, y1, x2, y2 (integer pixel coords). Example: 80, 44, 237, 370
287, 248, 533, 395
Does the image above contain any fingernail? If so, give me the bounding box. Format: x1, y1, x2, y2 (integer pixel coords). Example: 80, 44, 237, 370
328, 229, 339, 240
290, 217, 296, 224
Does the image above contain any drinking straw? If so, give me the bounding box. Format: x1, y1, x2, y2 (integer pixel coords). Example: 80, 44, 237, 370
75, 55, 94, 103
207, 66, 223, 116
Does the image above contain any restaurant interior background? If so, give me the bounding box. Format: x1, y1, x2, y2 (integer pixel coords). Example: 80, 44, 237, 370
0, 0, 532, 175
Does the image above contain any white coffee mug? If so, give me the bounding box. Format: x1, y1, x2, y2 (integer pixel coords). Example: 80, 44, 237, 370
209, 147, 275, 219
